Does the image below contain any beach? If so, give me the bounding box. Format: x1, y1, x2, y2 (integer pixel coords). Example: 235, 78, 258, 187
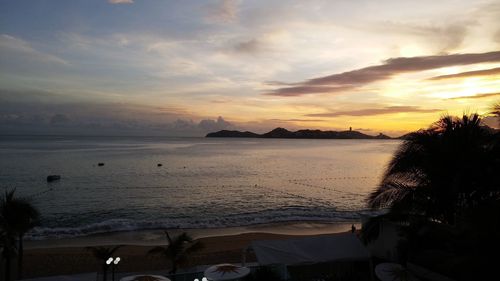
23, 222, 360, 278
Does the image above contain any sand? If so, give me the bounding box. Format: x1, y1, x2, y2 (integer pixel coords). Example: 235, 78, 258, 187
21, 222, 360, 278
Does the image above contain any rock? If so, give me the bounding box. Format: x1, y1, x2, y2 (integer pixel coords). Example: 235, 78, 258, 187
47, 175, 61, 182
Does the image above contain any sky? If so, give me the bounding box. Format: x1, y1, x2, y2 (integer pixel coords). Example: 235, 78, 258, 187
1, 0, 499, 137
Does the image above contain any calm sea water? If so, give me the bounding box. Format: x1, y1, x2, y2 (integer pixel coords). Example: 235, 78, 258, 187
0, 136, 400, 240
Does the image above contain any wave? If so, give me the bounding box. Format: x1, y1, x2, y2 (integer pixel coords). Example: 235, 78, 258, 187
26, 208, 378, 240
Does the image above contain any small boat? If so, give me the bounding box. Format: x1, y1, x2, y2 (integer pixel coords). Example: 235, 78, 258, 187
98, 163, 105, 166
47, 175, 61, 182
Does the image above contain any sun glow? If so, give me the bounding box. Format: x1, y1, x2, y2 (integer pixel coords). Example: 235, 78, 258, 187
432, 78, 492, 99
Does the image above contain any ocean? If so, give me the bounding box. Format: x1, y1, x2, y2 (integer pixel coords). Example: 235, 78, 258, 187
0, 136, 400, 240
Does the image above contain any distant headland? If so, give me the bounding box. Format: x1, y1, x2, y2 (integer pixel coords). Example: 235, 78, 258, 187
206, 127, 392, 139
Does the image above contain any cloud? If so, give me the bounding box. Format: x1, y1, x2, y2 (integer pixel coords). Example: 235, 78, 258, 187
198, 116, 233, 132
206, 0, 238, 23
269, 118, 326, 122
372, 21, 469, 52
429, 67, 500, 80
266, 51, 500, 97
50, 114, 71, 126
447, 92, 500, 100
233, 39, 261, 54
0, 34, 67, 65
305, 106, 442, 118
495, 29, 500, 43
264, 81, 296, 86
265, 85, 355, 97
108, 0, 133, 4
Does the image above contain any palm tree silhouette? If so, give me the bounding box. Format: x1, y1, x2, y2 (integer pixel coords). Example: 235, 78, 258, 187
86, 245, 122, 281
368, 113, 499, 225
0, 189, 40, 280
148, 231, 203, 276
0, 226, 17, 281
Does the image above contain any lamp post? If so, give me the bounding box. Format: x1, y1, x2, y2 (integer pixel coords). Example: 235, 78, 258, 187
105, 257, 120, 281
112, 257, 121, 281
103, 258, 113, 281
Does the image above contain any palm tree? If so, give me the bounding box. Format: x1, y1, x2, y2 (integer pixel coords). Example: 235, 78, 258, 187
0, 227, 17, 281
148, 231, 203, 275
368, 113, 499, 225
86, 245, 122, 281
0, 189, 40, 280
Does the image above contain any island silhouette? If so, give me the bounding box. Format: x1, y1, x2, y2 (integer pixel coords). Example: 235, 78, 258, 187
206, 127, 391, 139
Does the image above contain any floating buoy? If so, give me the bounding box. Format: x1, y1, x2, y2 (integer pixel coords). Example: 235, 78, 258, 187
47, 175, 61, 182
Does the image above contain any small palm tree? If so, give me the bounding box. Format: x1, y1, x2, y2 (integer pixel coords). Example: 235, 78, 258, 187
0, 227, 17, 281
148, 231, 203, 275
0, 188, 40, 280
86, 245, 122, 281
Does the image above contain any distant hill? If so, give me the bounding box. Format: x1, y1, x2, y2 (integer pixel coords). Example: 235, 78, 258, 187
205, 130, 260, 138
206, 127, 392, 139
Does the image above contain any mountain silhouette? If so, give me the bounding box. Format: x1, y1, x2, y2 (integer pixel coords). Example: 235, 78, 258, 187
206, 127, 391, 139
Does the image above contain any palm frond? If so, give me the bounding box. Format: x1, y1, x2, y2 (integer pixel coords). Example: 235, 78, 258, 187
492, 101, 500, 116
368, 181, 415, 209
0, 188, 40, 234
369, 112, 497, 225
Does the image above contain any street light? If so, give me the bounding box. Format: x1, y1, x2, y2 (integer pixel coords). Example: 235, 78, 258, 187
107, 257, 121, 281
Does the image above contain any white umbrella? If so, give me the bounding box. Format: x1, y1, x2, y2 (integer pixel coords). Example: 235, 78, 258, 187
120, 275, 171, 281
204, 264, 251, 281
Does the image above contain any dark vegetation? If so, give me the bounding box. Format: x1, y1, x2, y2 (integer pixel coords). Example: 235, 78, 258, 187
364, 105, 500, 281
0, 189, 40, 281
148, 231, 203, 275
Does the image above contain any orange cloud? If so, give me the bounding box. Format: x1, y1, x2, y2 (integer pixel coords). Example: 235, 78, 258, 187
447, 92, 500, 100
429, 67, 500, 80
267, 51, 500, 97
306, 106, 442, 117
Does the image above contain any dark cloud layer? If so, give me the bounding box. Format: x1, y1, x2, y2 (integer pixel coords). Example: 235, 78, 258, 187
269, 118, 326, 122
266, 51, 500, 96
306, 106, 442, 117
0, 89, 234, 136
448, 92, 500, 100
266, 85, 354, 97
429, 67, 500, 80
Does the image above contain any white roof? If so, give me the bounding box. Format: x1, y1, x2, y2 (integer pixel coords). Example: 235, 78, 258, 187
251, 233, 370, 266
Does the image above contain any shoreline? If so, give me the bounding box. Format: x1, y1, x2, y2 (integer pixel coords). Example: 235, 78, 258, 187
25, 220, 361, 249
22, 221, 361, 278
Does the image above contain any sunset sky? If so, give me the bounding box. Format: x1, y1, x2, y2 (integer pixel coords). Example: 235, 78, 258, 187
1, 0, 500, 136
